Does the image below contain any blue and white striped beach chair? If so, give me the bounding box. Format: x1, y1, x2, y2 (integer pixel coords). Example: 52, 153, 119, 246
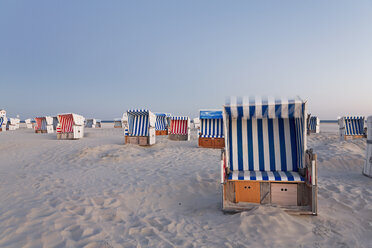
338, 116, 365, 140
155, 113, 170, 135
221, 97, 317, 215
125, 109, 156, 145
308, 116, 320, 134
198, 110, 225, 148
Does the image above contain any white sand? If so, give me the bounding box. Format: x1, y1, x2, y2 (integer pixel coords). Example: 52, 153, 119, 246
0, 123, 371, 247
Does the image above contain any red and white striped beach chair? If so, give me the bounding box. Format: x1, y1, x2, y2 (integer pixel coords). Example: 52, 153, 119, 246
168, 116, 190, 141
56, 113, 85, 140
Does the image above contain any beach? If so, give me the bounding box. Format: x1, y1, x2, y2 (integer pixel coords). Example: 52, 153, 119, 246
0, 123, 371, 247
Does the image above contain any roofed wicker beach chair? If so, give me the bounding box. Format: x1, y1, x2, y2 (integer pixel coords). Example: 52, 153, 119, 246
308, 115, 320, 134
221, 96, 317, 215
125, 109, 156, 146
168, 116, 190, 141
338, 116, 365, 140
34, 116, 54, 133
155, 113, 171, 136
198, 110, 224, 148
56, 113, 85, 140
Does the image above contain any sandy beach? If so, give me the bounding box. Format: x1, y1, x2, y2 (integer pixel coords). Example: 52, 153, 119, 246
0, 123, 371, 248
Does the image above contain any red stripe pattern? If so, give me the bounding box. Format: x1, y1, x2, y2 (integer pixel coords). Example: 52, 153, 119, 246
170, 120, 188, 135
58, 114, 74, 133
35, 118, 43, 130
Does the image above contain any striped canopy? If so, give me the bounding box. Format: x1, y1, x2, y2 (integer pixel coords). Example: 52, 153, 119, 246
225, 96, 304, 119
199, 110, 224, 138
224, 97, 306, 174
340, 116, 365, 136
127, 109, 154, 136
170, 116, 189, 135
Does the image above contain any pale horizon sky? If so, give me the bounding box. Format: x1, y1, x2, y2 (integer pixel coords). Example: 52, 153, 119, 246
1, 1, 371, 120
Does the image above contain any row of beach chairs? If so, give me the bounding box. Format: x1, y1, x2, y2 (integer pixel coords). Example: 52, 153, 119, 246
2, 97, 371, 215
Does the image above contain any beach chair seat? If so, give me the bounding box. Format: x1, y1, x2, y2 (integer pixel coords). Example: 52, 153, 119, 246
227, 170, 304, 182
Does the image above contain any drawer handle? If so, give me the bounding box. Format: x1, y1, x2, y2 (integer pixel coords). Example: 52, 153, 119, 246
244, 186, 251, 189
281, 188, 288, 191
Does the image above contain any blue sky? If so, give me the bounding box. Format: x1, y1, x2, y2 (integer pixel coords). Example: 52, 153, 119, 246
1, 0, 371, 120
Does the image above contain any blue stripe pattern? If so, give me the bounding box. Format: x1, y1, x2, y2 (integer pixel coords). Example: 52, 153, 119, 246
127, 109, 150, 136
309, 116, 318, 131
228, 171, 305, 182
200, 119, 224, 138
224, 97, 306, 178
0, 117, 3, 128
155, 114, 167, 131
343, 116, 365, 135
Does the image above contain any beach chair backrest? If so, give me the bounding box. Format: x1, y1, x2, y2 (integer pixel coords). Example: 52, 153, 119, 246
155, 113, 167, 131
170, 116, 189, 135
199, 110, 224, 138
224, 97, 306, 172
341, 116, 365, 136
309, 116, 319, 131
58, 114, 74, 133
127, 109, 151, 136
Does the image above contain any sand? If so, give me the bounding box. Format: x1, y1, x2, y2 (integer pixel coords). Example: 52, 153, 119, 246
0, 123, 371, 248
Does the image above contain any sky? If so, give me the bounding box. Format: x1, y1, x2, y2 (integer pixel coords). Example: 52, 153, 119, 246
0, 0, 371, 120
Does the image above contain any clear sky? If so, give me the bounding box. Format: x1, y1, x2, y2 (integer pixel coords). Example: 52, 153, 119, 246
1, 0, 371, 120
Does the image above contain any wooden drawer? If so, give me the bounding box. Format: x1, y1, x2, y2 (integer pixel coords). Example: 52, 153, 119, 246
235, 181, 260, 203
214, 138, 225, 148
139, 136, 148, 146
128, 137, 139, 144
271, 183, 297, 206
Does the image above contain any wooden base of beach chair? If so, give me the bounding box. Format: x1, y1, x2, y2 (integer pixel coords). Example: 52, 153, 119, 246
222, 181, 314, 215
125, 136, 151, 146
114, 126, 122, 128
156, 130, 168, 136
344, 135, 364, 140
35, 130, 48, 134
57, 133, 81, 140
168, 134, 188, 141
198, 137, 225, 149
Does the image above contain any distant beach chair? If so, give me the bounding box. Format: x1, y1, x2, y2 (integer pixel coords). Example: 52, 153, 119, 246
114, 118, 123, 128
56, 113, 85, 140
193, 117, 200, 129
308, 116, 320, 134
155, 113, 170, 135
125, 109, 156, 145
34, 117, 54, 133
86, 118, 101, 128
338, 116, 365, 140
221, 97, 317, 215
364, 116, 372, 178
7, 118, 20, 131
0, 116, 6, 132
52, 116, 59, 130
25, 119, 33, 129
198, 110, 225, 148
168, 116, 190, 141
96, 119, 102, 128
